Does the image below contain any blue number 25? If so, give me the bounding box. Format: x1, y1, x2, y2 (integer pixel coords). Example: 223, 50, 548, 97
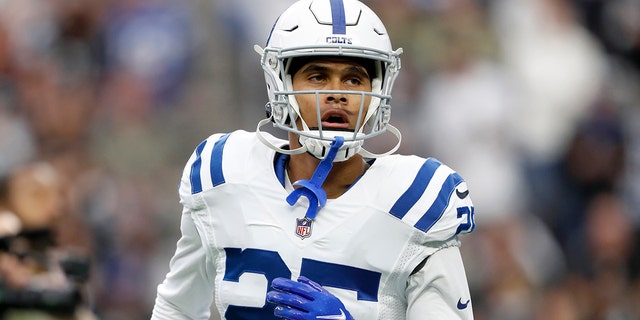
223, 248, 381, 319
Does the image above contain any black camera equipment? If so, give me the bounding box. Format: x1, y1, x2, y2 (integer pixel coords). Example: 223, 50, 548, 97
0, 228, 91, 316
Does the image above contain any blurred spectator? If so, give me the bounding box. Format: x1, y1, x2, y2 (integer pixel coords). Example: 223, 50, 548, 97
0, 0, 57, 71
83, 1, 204, 318
462, 214, 566, 320
574, 0, 640, 70
0, 162, 97, 320
554, 103, 628, 267
489, 0, 607, 219
101, 0, 195, 122
212, 0, 292, 128
412, 0, 522, 223
0, 22, 36, 178
571, 1, 640, 228
585, 194, 636, 314
543, 193, 639, 319
7, 162, 64, 232
0, 106, 36, 179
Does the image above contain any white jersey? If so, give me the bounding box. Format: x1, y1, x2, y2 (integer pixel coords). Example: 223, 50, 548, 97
152, 130, 476, 320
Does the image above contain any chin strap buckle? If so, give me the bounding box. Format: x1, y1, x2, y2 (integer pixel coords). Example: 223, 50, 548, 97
286, 136, 344, 220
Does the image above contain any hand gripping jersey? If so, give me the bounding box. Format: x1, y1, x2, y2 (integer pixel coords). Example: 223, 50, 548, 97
152, 130, 476, 320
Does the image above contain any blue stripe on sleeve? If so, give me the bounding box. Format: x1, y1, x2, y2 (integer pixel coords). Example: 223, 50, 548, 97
389, 158, 442, 219
189, 140, 208, 194
414, 172, 464, 232
330, 0, 346, 34
210, 133, 230, 187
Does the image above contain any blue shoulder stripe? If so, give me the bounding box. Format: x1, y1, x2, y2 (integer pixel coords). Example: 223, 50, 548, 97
389, 158, 441, 219
189, 134, 231, 194
210, 133, 230, 187
414, 172, 464, 232
189, 140, 207, 194
330, 0, 346, 34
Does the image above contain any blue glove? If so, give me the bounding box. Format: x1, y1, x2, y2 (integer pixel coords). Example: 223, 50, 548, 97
266, 276, 355, 320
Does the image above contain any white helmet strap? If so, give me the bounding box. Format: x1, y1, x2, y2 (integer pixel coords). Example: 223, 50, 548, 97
256, 118, 402, 160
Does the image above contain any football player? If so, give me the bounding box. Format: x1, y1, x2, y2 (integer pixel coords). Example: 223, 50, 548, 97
151, 0, 476, 319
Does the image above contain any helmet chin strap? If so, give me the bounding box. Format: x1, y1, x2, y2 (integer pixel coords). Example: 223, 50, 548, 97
256, 118, 307, 156
358, 123, 402, 158
297, 114, 403, 161
286, 136, 345, 220
256, 117, 403, 160
298, 130, 364, 162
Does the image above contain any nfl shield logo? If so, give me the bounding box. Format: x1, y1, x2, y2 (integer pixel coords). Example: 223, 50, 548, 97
295, 217, 313, 239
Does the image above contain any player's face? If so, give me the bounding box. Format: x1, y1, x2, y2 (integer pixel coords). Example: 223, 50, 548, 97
291, 58, 372, 132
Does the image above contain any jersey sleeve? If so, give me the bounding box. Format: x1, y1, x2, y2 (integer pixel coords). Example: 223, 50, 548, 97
406, 245, 473, 320
423, 177, 475, 242
152, 137, 224, 319
151, 207, 216, 319
386, 157, 476, 243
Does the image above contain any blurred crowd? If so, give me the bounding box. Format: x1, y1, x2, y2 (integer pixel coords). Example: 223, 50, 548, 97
0, 0, 638, 319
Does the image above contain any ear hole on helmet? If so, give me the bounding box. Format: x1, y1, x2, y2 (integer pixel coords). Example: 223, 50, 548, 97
265, 102, 273, 119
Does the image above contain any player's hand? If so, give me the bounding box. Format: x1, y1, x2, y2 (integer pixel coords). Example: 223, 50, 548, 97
266, 276, 354, 320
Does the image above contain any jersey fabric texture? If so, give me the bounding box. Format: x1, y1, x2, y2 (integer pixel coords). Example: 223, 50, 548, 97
151, 130, 475, 320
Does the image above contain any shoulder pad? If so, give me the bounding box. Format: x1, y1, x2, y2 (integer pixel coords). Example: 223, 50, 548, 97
183, 133, 231, 195
179, 131, 284, 196
386, 157, 475, 241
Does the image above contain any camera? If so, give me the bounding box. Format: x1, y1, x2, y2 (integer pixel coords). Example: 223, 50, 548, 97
0, 228, 91, 316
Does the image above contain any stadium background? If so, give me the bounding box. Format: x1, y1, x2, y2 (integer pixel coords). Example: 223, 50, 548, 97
0, 0, 638, 319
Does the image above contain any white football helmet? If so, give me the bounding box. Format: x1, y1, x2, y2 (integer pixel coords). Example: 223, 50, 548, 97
255, 0, 402, 162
